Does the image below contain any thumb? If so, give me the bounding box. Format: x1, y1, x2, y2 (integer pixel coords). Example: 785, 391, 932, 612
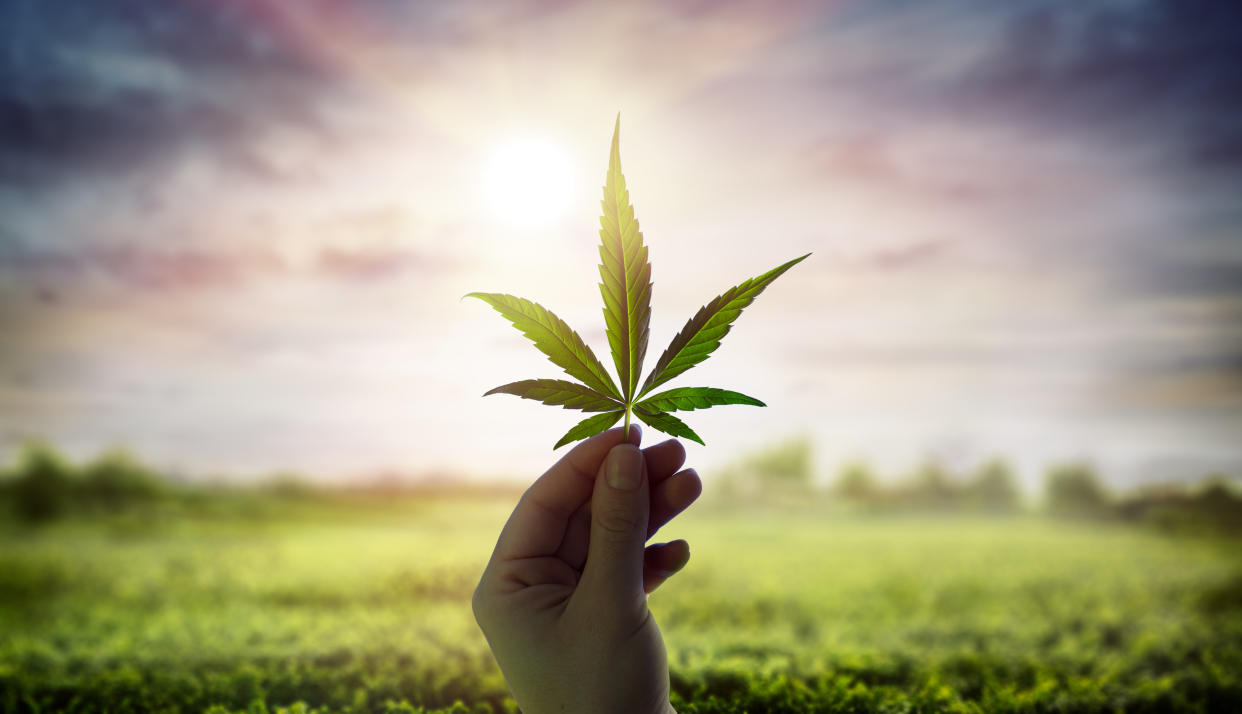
579, 443, 649, 606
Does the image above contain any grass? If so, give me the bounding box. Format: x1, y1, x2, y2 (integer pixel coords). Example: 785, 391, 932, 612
1, 497, 1240, 713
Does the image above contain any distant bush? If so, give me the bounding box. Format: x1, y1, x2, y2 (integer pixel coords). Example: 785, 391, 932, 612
965, 458, 1020, 513
261, 473, 319, 499
10, 443, 76, 522
834, 460, 878, 501
4, 443, 167, 523
80, 448, 166, 510
715, 437, 815, 503
1194, 479, 1242, 529
747, 436, 814, 491
907, 459, 958, 510
1116, 477, 1242, 535
1045, 462, 1110, 518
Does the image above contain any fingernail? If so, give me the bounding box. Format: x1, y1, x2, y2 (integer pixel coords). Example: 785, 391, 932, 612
606, 444, 643, 491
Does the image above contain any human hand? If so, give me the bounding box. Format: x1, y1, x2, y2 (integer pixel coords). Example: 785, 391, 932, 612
471, 425, 702, 714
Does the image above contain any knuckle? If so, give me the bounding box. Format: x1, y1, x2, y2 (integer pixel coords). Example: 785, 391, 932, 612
470, 583, 492, 626
595, 506, 642, 539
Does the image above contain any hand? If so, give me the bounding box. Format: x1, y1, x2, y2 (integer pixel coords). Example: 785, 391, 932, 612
472, 425, 702, 714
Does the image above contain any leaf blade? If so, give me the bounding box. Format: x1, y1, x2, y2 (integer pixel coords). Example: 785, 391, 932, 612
633, 408, 705, 445
598, 115, 652, 402
554, 411, 624, 449
466, 292, 621, 399
484, 379, 622, 412
639, 253, 810, 396
635, 387, 765, 413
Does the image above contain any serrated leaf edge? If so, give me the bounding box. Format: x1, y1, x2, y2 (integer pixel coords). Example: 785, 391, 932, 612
484, 379, 623, 412
597, 115, 652, 403
553, 411, 625, 449
634, 386, 766, 413
638, 253, 810, 398
632, 408, 705, 445
466, 292, 621, 399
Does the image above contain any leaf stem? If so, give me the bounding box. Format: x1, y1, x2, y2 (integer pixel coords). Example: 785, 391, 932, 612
623, 406, 631, 441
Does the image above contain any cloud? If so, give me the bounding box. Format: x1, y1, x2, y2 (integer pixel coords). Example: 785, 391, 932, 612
0, 0, 340, 189
0, 240, 457, 295
802, 1, 1242, 187
862, 239, 953, 270
962, 0, 1242, 176
316, 245, 449, 282
1144, 262, 1242, 302
0, 244, 285, 294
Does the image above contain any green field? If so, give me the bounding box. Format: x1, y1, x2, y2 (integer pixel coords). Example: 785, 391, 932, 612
2, 497, 1241, 713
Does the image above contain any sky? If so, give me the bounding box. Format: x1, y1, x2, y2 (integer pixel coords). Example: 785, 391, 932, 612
1, 0, 1240, 490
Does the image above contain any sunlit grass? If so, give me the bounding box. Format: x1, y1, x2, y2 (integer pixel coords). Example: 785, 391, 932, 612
1, 500, 1240, 712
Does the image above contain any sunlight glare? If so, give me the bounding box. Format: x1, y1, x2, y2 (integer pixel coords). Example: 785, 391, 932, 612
482, 136, 574, 228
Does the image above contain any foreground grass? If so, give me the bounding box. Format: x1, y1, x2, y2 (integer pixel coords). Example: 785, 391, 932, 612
1, 498, 1240, 713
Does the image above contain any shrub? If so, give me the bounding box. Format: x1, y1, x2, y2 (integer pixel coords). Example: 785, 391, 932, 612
1045, 462, 1109, 518
745, 436, 814, 492
907, 459, 959, 510
967, 459, 1021, 513
10, 443, 76, 522
80, 448, 165, 510
835, 460, 878, 501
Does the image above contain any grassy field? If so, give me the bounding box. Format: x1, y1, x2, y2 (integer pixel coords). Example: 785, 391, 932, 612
1, 496, 1240, 713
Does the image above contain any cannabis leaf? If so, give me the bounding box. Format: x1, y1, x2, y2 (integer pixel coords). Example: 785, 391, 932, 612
598, 115, 652, 404
464, 293, 620, 399
633, 408, 703, 446
468, 115, 808, 449
638, 253, 808, 397
554, 411, 625, 450
484, 379, 622, 412
634, 387, 765, 413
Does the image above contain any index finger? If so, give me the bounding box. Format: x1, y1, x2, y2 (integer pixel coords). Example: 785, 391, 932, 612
491, 424, 641, 562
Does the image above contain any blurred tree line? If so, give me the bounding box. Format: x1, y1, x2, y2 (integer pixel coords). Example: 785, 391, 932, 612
0, 443, 522, 526
715, 438, 1242, 534
2, 440, 1239, 534
0, 444, 167, 522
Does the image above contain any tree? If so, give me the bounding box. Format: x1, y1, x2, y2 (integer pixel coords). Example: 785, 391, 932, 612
80, 448, 164, 510
745, 437, 814, 493
968, 458, 1021, 513
1045, 462, 1109, 517
909, 459, 959, 510
11, 443, 75, 522
835, 460, 878, 502
1192, 477, 1242, 532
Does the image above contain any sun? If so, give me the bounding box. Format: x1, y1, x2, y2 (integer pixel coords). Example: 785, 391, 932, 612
481, 136, 574, 228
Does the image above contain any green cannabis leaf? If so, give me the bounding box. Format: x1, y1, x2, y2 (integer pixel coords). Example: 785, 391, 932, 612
598, 116, 652, 405
469, 115, 809, 449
